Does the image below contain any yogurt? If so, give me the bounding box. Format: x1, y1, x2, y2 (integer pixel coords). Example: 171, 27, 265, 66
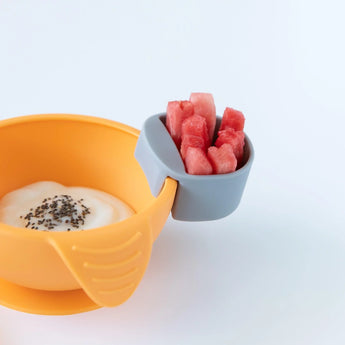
0, 181, 134, 231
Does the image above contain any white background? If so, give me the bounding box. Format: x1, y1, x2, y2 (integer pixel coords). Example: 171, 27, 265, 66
0, 0, 345, 344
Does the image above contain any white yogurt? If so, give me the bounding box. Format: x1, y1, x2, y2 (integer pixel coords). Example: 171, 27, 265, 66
0, 181, 134, 231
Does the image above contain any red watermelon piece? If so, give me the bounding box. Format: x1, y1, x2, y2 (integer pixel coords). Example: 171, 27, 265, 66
184, 147, 213, 175
215, 128, 245, 163
164, 93, 247, 175
181, 114, 210, 147
207, 144, 237, 174
166, 100, 194, 148
180, 134, 206, 160
189, 93, 216, 142
219, 107, 245, 132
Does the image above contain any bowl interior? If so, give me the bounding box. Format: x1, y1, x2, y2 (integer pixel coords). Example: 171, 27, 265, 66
0, 115, 154, 213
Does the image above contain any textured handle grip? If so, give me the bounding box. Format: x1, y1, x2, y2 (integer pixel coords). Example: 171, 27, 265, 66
49, 216, 152, 307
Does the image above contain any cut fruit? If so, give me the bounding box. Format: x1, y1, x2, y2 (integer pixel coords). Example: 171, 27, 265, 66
181, 115, 210, 147
184, 147, 213, 175
180, 134, 206, 161
219, 107, 245, 132
164, 93, 247, 175
215, 128, 245, 163
207, 144, 237, 174
166, 100, 194, 148
189, 93, 216, 142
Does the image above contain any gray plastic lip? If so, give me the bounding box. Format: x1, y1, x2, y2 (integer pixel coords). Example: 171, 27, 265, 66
135, 114, 254, 221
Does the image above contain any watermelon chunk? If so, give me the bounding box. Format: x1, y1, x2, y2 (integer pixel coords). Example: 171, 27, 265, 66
164, 93, 247, 175
181, 114, 210, 147
219, 107, 245, 132
180, 134, 206, 160
207, 144, 237, 174
189, 93, 216, 142
184, 147, 213, 175
166, 100, 194, 148
215, 128, 245, 163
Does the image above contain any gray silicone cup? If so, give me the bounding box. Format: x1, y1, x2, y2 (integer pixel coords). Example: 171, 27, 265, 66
135, 114, 254, 221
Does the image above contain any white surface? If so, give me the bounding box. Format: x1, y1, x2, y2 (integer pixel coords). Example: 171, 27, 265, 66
0, 1, 344, 344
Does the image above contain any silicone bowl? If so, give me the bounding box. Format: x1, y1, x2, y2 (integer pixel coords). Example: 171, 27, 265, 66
0, 114, 177, 311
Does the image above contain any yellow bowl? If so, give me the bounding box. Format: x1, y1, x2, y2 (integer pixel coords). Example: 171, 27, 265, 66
0, 114, 177, 313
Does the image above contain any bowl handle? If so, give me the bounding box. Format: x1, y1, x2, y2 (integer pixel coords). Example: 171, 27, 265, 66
47, 216, 152, 307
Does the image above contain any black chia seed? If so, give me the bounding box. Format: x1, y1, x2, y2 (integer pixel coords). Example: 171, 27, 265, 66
21, 194, 91, 231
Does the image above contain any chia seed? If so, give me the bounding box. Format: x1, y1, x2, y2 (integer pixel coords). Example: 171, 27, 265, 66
21, 194, 91, 231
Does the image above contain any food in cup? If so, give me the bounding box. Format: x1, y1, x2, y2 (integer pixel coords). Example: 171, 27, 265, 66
215, 128, 245, 163
165, 100, 194, 148
184, 147, 213, 175
165, 93, 246, 175
0, 181, 134, 231
180, 114, 210, 160
189, 92, 216, 141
